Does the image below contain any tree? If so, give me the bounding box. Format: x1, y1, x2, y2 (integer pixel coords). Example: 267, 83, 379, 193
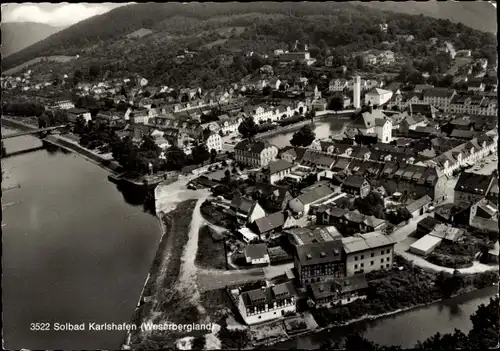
192, 143, 210, 165
224, 169, 231, 182
290, 125, 316, 147
73, 69, 83, 85
165, 146, 186, 171
140, 134, 159, 154
328, 96, 344, 113
238, 117, 259, 139
73, 116, 86, 135
210, 148, 217, 163
262, 85, 272, 96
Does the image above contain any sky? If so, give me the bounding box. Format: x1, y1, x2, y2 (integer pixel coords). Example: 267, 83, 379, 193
1, 3, 134, 27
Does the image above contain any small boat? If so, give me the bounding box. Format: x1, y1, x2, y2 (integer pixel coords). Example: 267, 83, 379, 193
108, 172, 126, 184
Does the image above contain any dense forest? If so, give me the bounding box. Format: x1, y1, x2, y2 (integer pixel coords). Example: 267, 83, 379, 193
3, 3, 497, 91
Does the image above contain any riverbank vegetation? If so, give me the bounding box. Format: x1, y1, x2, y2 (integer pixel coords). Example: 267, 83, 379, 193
195, 225, 227, 270
427, 228, 496, 269
322, 295, 499, 350
129, 200, 204, 349
312, 255, 499, 328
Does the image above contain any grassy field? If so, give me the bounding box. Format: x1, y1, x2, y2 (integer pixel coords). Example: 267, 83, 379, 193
201, 38, 229, 49
195, 225, 227, 270
4, 55, 76, 75
446, 57, 473, 75
129, 200, 205, 349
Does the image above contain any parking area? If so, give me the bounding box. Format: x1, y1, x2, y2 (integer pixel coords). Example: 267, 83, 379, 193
466, 153, 498, 176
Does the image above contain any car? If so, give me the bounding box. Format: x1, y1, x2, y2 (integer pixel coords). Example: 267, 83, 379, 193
392, 264, 404, 271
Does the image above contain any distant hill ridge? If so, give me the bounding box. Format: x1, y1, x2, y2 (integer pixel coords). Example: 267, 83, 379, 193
1, 22, 64, 58
2, 2, 496, 71
357, 1, 497, 34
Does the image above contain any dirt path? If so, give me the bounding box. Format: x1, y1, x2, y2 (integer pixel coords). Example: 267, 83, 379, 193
397, 250, 498, 274
177, 196, 209, 317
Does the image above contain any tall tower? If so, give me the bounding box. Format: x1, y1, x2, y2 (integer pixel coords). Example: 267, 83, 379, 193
353, 76, 361, 109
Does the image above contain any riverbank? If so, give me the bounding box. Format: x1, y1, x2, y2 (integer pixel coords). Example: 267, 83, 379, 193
1, 117, 169, 189
125, 200, 202, 349
255, 111, 353, 139
255, 265, 499, 349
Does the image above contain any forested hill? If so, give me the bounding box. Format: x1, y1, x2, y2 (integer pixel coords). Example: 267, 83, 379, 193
358, 1, 497, 34
2, 2, 364, 70
2, 1, 496, 90
4, 1, 496, 71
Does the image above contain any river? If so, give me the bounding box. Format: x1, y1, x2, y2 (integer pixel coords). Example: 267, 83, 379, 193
264, 117, 351, 148
270, 283, 497, 350
1, 127, 497, 350
2, 128, 161, 350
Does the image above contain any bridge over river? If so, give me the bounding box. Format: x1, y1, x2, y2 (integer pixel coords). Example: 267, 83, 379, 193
1, 125, 67, 139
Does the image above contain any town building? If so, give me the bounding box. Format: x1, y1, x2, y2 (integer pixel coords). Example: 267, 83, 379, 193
374, 118, 392, 143
341, 232, 396, 277
288, 184, 336, 215
434, 202, 472, 227
364, 88, 393, 106
467, 80, 486, 92
469, 198, 499, 233
244, 243, 270, 265
203, 131, 222, 152
428, 224, 465, 242
454, 173, 494, 204
251, 211, 286, 240
293, 240, 345, 286
259, 159, 296, 184
49, 100, 75, 110
341, 175, 370, 198
409, 235, 442, 256
279, 52, 315, 65
230, 196, 266, 223
414, 84, 435, 93
405, 195, 433, 217
421, 88, 456, 111
234, 140, 278, 167
329, 79, 348, 92
309, 274, 368, 308
416, 216, 442, 238
66, 108, 92, 123
233, 281, 296, 325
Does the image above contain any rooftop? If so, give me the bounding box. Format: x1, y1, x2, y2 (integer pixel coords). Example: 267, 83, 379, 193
253, 211, 285, 234
244, 243, 269, 260
294, 240, 343, 266
342, 231, 395, 254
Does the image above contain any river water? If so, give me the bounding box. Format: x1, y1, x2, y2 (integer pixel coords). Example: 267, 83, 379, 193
270, 286, 498, 349
264, 117, 351, 148
2, 128, 161, 350
1, 127, 497, 350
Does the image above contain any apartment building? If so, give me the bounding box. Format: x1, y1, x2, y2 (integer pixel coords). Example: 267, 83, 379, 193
234, 140, 278, 167
293, 240, 345, 286
342, 232, 396, 277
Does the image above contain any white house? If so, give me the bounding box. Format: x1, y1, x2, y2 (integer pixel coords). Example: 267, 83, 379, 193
262, 159, 296, 184
342, 232, 396, 276
244, 243, 270, 265
364, 88, 393, 106
329, 79, 348, 92
375, 118, 392, 143
234, 281, 296, 325
289, 184, 335, 216
205, 132, 222, 152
